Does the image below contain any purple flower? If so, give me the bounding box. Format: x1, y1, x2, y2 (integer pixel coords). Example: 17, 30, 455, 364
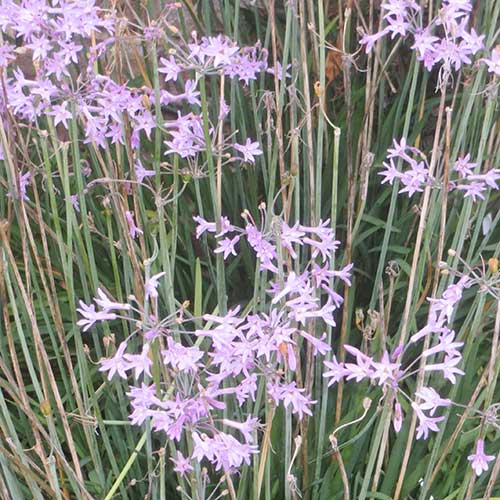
270, 271, 307, 304
245, 224, 278, 273
26, 36, 52, 61
180, 79, 201, 106
216, 216, 236, 237
170, 451, 193, 477
94, 288, 131, 312
424, 355, 464, 384
18, 171, 31, 201
268, 381, 316, 420
323, 354, 347, 386
76, 301, 117, 332
127, 383, 157, 410
218, 98, 230, 120
124, 344, 153, 380
161, 338, 204, 373
193, 215, 217, 238
371, 351, 401, 386
411, 29, 439, 59
412, 402, 445, 440
191, 431, 257, 471
398, 159, 432, 196
234, 374, 258, 406
134, 160, 156, 183
452, 154, 476, 178
414, 387, 451, 416
164, 112, 205, 158
145, 272, 166, 301
393, 400, 403, 433
299, 219, 340, 262
234, 139, 263, 164
468, 439, 495, 476
266, 61, 292, 80
300, 331, 331, 356
359, 0, 483, 76
214, 235, 241, 260
69, 194, 80, 212
99, 342, 131, 381
453, 181, 487, 202
379, 159, 402, 185
0, 43, 15, 67
433, 39, 471, 71
483, 47, 500, 76
195, 35, 239, 68
134, 110, 156, 139
411, 278, 469, 343
158, 55, 181, 82
310, 263, 345, 306
221, 416, 259, 444
125, 211, 143, 239
343, 345, 375, 382
280, 221, 305, 259
422, 329, 463, 359
58, 40, 83, 65
227, 52, 266, 85
360, 28, 391, 53
332, 263, 354, 286
468, 169, 500, 190
45, 53, 71, 80
458, 25, 485, 54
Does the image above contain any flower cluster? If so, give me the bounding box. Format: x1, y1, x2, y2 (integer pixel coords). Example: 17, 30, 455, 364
77, 211, 350, 475
324, 277, 470, 440
360, 0, 487, 79
379, 138, 500, 201
0, 3, 270, 198
195, 207, 344, 274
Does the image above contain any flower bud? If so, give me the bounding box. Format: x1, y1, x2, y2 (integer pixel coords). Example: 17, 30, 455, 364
40, 400, 52, 416
488, 257, 498, 274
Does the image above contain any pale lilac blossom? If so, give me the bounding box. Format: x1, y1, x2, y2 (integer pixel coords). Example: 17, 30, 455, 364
468, 439, 495, 476
125, 211, 143, 238
94, 288, 131, 312
415, 387, 451, 416
145, 272, 166, 301
124, 344, 153, 380
214, 235, 241, 259
234, 139, 263, 164
360, 0, 484, 76
158, 55, 181, 82
424, 355, 464, 384
18, 171, 31, 201
99, 342, 131, 381
393, 401, 403, 433
483, 47, 500, 76
76, 301, 117, 332
170, 451, 193, 477
323, 354, 348, 386
412, 402, 445, 440
453, 154, 476, 178
134, 160, 156, 183
193, 215, 217, 238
